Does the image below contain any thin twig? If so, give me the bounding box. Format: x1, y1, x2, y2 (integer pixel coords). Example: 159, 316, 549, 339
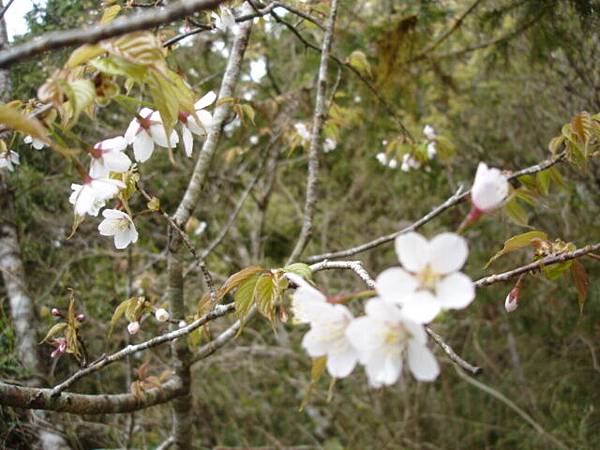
306, 151, 567, 263
49, 303, 234, 396
137, 183, 216, 300
286, 0, 340, 264
0, 0, 16, 21
426, 327, 482, 375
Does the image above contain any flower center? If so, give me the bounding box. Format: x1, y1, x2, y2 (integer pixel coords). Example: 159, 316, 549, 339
384, 323, 410, 346
416, 264, 441, 291
116, 218, 130, 232
178, 111, 190, 123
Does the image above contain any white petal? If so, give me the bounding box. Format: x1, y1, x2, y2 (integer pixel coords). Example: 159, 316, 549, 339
98, 219, 117, 236
428, 232, 468, 274
395, 232, 430, 272
471, 162, 509, 211
182, 125, 194, 157
194, 91, 217, 110
98, 136, 128, 152
186, 117, 205, 135
327, 346, 358, 378
103, 151, 132, 173
196, 110, 213, 130
403, 319, 427, 345
345, 316, 385, 354
302, 328, 328, 357
407, 341, 439, 381
366, 352, 402, 387
124, 120, 140, 144
150, 124, 179, 148
399, 291, 441, 324
435, 272, 475, 309
102, 208, 128, 219
114, 228, 134, 249
364, 298, 404, 323
375, 267, 418, 304
89, 159, 109, 178
75, 187, 96, 216
133, 131, 155, 162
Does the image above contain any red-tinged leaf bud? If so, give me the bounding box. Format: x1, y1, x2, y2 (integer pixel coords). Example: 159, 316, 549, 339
128, 321, 140, 335
76, 313, 86, 322
155, 308, 170, 322
51, 308, 62, 317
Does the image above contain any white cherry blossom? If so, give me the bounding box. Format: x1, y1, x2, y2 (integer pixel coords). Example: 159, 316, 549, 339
24, 135, 46, 150
178, 91, 216, 157
288, 274, 359, 378
155, 308, 170, 322
376, 152, 398, 169
98, 209, 139, 249
376, 232, 475, 323
69, 177, 125, 217
423, 125, 436, 140
294, 123, 311, 142
471, 162, 509, 212
0, 150, 19, 171
345, 299, 439, 387
124, 108, 179, 163
427, 142, 437, 159
323, 138, 337, 153
89, 136, 131, 178
128, 321, 140, 335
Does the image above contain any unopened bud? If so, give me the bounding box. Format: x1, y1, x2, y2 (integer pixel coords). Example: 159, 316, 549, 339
505, 286, 520, 313
155, 308, 170, 322
76, 313, 86, 322
51, 308, 62, 317
178, 320, 187, 329
127, 321, 140, 335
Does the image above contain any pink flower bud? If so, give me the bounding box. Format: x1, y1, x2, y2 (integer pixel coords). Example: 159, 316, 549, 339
155, 308, 170, 322
505, 287, 520, 313
127, 321, 140, 335
471, 162, 509, 212
51, 339, 67, 358
76, 313, 86, 322
51, 308, 62, 317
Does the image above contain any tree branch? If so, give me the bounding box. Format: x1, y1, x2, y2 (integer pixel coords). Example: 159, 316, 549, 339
286, 0, 339, 264
0, 379, 183, 414
0, 0, 224, 68
306, 151, 566, 262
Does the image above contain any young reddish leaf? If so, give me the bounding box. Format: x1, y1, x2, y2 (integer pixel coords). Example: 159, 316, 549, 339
571, 260, 589, 312
40, 322, 68, 344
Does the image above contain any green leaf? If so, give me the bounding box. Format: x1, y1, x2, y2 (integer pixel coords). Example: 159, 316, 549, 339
109, 299, 132, 336
299, 356, 327, 411
486, 231, 548, 268
504, 196, 529, 227
536, 170, 551, 196
40, 322, 68, 344
66, 44, 106, 67
234, 274, 261, 323
101, 32, 166, 71
283, 263, 313, 280
0, 104, 49, 142
60, 80, 95, 127
571, 260, 589, 313
219, 266, 265, 300
101, 5, 122, 24
254, 273, 276, 321
90, 56, 148, 81
543, 261, 572, 280
346, 50, 372, 78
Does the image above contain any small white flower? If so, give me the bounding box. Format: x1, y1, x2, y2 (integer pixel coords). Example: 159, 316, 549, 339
249, 135, 259, 145
69, 177, 125, 217
124, 108, 179, 163
471, 162, 509, 212
0, 150, 20, 171
89, 136, 131, 178
98, 209, 139, 249
178, 320, 187, 328
155, 308, 170, 322
423, 125, 436, 140
289, 274, 359, 378
193, 221, 207, 236
294, 123, 311, 142
179, 91, 216, 157
323, 138, 337, 153
24, 135, 46, 150
128, 321, 140, 335
376, 152, 388, 166
427, 142, 437, 159
345, 299, 439, 387
376, 232, 475, 323
388, 158, 398, 169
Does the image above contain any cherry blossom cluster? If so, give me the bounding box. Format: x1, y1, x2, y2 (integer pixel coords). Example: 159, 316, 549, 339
375, 125, 438, 172
67, 91, 215, 249
294, 122, 337, 153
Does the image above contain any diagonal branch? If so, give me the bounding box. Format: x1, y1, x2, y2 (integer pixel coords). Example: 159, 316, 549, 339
286, 0, 340, 264
306, 151, 566, 263
0, 0, 224, 68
